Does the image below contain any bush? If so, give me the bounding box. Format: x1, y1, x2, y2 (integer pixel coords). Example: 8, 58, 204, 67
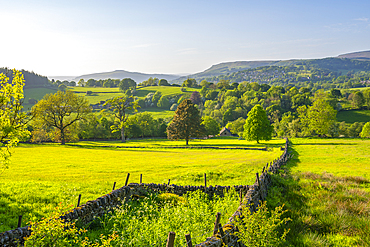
233, 201, 290, 247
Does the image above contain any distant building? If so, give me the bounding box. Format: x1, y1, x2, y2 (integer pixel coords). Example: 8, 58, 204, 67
219, 127, 233, 137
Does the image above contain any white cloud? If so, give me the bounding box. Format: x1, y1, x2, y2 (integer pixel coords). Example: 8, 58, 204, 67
354, 18, 369, 22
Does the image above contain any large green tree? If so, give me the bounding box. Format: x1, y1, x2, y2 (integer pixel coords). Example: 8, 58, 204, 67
167, 99, 205, 145
104, 95, 139, 142
0, 69, 29, 172
202, 116, 221, 136
32, 91, 91, 145
243, 104, 273, 143
298, 96, 337, 136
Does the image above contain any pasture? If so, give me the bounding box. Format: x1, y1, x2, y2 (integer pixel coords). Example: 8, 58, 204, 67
336, 110, 370, 124
267, 138, 370, 246
0, 138, 284, 232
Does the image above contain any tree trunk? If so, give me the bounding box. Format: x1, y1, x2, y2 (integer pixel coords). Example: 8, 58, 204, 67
186, 137, 189, 145
121, 126, 126, 143
61, 128, 65, 145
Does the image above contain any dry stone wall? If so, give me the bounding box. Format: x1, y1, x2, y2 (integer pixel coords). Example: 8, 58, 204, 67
0, 138, 290, 247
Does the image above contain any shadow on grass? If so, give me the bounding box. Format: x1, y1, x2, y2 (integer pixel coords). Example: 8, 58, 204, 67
267, 140, 370, 246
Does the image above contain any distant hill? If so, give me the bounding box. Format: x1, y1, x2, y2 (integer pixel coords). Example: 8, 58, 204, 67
170, 61, 281, 84
0, 67, 50, 88
337, 50, 370, 61
170, 51, 370, 84
73, 70, 181, 83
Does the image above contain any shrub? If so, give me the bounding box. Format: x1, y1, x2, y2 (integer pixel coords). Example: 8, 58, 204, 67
233, 201, 291, 247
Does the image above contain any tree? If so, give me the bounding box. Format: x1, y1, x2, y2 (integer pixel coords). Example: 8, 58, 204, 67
152, 91, 162, 105
360, 122, 370, 138
351, 91, 365, 109
119, 78, 136, 91
0, 69, 29, 172
299, 96, 337, 136
104, 95, 139, 142
243, 104, 273, 143
167, 99, 205, 145
32, 91, 91, 145
157, 95, 170, 109
202, 116, 221, 136
158, 79, 170, 86
182, 78, 197, 88
189, 91, 201, 105
363, 88, 370, 109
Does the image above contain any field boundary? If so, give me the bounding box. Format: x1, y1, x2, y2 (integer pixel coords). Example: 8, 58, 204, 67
0, 139, 289, 246
67, 144, 270, 151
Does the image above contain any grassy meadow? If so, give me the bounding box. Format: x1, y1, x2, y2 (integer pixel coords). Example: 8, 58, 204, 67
337, 110, 370, 124
0, 138, 284, 232
268, 138, 370, 246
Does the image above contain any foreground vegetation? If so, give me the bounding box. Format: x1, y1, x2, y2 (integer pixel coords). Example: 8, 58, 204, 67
267, 138, 370, 246
0, 138, 284, 232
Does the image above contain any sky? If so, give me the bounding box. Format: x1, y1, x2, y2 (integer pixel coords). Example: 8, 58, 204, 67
1, 0, 370, 77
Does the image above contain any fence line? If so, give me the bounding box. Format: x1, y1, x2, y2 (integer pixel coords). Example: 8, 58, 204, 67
0, 139, 290, 247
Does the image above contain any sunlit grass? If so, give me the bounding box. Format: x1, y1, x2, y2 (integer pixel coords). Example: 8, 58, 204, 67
267, 138, 370, 246
0, 138, 284, 232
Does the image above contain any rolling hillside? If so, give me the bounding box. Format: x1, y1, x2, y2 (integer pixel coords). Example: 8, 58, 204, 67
73, 70, 181, 83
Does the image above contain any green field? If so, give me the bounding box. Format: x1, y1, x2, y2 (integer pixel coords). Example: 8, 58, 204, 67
66, 85, 201, 105
0, 138, 284, 232
337, 110, 370, 124
267, 138, 370, 246
23, 87, 58, 110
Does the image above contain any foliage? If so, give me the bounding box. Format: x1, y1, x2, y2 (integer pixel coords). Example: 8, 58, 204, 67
226, 117, 245, 137
104, 95, 138, 142
182, 78, 197, 88
234, 201, 290, 247
81, 190, 239, 246
31, 91, 91, 144
360, 122, 370, 138
24, 203, 118, 247
299, 94, 337, 136
189, 91, 202, 105
351, 91, 365, 109
243, 104, 273, 143
0, 69, 29, 172
157, 95, 170, 109
201, 116, 221, 136
167, 99, 206, 145
158, 79, 170, 86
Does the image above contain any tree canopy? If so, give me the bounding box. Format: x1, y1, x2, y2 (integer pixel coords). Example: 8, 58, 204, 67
32, 91, 91, 145
0, 69, 29, 172
167, 99, 205, 145
243, 104, 273, 143
104, 95, 139, 142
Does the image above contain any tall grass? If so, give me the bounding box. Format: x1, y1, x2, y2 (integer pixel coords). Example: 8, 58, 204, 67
267, 138, 370, 246
81, 189, 239, 246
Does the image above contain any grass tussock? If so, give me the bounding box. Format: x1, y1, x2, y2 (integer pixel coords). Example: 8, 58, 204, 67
268, 165, 370, 246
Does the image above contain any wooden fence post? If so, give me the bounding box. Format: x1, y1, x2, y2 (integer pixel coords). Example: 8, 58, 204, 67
204, 173, 207, 192
213, 212, 221, 236
166, 231, 176, 247
17, 215, 22, 228
77, 194, 81, 207
218, 223, 225, 242
125, 173, 130, 186
140, 174, 142, 184
112, 182, 116, 191
185, 233, 193, 247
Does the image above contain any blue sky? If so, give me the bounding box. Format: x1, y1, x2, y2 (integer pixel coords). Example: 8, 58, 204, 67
1, 0, 369, 77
